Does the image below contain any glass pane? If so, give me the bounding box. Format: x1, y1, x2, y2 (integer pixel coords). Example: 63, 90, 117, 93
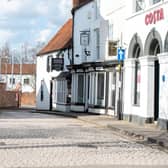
153, 0, 161, 4
97, 73, 104, 99
78, 75, 84, 103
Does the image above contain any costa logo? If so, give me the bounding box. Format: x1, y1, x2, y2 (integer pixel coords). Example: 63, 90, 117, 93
145, 8, 164, 25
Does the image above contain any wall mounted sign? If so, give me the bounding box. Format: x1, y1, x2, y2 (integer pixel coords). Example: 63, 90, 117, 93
52, 58, 64, 71
145, 8, 164, 25
117, 48, 125, 61
80, 31, 90, 46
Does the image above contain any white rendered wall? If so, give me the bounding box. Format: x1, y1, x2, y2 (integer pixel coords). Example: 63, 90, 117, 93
36, 54, 59, 110
125, 1, 168, 59
159, 53, 168, 120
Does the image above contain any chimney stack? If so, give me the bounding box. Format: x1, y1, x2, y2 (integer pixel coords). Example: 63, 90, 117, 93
72, 0, 79, 8
72, 0, 88, 9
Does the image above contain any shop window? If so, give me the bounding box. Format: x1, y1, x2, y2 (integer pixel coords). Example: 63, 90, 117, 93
78, 74, 84, 103
57, 80, 67, 103
133, 44, 141, 105
134, 61, 141, 105
97, 73, 105, 105
111, 72, 116, 108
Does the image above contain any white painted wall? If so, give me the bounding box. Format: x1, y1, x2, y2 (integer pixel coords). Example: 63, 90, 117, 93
73, 0, 127, 64
159, 53, 168, 120
125, 1, 168, 59
1, 74, 35, 92
123, 1, 168, 121
36, 48, 71, 110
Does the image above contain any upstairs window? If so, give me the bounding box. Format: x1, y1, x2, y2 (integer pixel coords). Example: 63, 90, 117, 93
47, 55, 52, 72
135, 0, 143, 12
10, 78, 15, 85
95, 28, 100, 59
152, 0, 161, 5
24, 78, 30, 85
109, 41, 117, 56
95, 0, 100, 19
108, 22, 117, 56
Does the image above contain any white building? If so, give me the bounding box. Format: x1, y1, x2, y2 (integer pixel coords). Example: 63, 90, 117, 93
69, 0, 126, 116
36, 19, 72, 111
0, 63, 36, 93
123, 0, 168, 129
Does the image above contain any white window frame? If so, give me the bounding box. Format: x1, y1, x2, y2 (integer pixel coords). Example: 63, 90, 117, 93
95, 28, 100, 59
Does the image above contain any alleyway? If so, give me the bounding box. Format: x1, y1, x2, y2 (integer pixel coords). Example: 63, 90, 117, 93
0, 110, 168, 168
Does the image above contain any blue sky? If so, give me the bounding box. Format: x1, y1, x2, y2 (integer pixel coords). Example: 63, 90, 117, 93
0, 0, 72, 48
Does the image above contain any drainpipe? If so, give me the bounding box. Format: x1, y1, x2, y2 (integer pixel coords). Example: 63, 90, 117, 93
71, 9, 75, 65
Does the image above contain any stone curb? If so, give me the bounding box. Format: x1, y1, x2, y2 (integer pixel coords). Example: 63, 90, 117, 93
107, 124, 168, 150
107, 125, 145, 140
33, 110, 78, 118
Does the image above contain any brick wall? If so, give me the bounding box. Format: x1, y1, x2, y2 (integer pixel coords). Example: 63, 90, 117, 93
0, 90, 19, 108
20, 92, 36, 107
0, 83, 19, 108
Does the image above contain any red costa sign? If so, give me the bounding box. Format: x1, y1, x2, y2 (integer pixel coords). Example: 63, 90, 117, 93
145, 8, 164, 25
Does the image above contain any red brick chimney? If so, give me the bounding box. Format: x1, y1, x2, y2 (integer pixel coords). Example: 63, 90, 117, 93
72, 0, 90, 9
72, 0, 79, 8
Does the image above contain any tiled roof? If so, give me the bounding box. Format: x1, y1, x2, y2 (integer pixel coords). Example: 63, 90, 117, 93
1, 64, 36, 75
37, 19, 72, 56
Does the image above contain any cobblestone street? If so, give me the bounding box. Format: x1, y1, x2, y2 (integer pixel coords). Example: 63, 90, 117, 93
0, 110, 168, 168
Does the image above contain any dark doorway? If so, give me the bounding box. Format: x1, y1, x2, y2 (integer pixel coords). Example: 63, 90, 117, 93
154, 60, 159, 121
50, 80, 53, 111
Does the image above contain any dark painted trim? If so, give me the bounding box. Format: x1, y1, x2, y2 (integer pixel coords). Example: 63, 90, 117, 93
56, 103, 71, 106
88, 104, 105, 109
71, 102, 85, 106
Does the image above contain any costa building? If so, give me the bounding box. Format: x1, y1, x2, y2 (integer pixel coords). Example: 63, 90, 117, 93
123, 0, 168, 129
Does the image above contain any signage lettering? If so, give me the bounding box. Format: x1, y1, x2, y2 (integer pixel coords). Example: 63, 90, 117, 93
52, 58, 64, 71
145, 8, 164, 25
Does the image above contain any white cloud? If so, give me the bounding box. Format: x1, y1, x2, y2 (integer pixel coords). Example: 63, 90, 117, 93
0, 0, 72, 48
36, 29, 52, 43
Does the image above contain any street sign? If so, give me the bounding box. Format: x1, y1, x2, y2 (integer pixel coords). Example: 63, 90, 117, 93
117, 48, 125, 61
